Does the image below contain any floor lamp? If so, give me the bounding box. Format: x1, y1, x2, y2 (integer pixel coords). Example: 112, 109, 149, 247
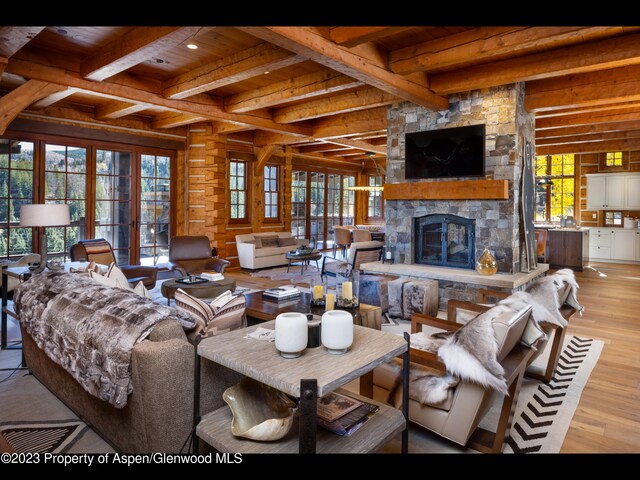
19, 204, 71, 273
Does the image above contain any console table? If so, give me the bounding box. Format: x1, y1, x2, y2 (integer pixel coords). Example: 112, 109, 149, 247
195, 320, 409, 453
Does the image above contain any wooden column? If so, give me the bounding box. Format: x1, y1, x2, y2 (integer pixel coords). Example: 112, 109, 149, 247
282, 146, 293, 233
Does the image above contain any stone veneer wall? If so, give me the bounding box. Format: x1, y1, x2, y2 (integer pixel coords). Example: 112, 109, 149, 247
385, 83, 535, 274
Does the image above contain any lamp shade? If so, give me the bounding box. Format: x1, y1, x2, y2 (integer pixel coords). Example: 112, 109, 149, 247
19, 204, 71, 227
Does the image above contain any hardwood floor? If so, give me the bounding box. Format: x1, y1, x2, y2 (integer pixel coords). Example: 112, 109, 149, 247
227, 261, 640, 453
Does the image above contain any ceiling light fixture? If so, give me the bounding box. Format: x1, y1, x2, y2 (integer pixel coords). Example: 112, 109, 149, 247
347, 153, 386, 192
187, 43, 198, 50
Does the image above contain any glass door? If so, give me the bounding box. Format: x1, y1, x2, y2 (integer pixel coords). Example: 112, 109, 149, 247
139, 154, 171, 266
309, 172, 325, 249
95, 149, 133, 266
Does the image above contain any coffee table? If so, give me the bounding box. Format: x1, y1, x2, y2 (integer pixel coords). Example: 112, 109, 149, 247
161, 277, 236, 305
286, 251, 322, 274
244, 291, 382, 330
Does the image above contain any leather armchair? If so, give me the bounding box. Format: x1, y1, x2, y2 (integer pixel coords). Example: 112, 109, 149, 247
70, 239, 158, 289
168, 235, 229, 276
374, 302, 534, 452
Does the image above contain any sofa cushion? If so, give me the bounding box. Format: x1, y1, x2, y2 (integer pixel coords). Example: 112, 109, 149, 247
277, 236, 297, 247
254, 246, 287, 258
258, 236, 279, 248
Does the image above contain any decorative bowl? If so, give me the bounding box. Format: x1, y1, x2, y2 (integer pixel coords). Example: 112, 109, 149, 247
223, 378, 297, 441
296, 246, 314, 255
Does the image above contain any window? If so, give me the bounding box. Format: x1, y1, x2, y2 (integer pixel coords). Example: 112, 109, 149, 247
291, 171, 307, 239
140, 154, 171, 266
604, 211, 623, 227
367, 175, 383, 220
264, 165, 279, 220
535, 154, 575, 224
45, 144, 87, 262
229, 159, 248, 222
342, 176, 355, 225
309, 173, 326, 248
606, 152, 623, 167
0, 139, 34, 258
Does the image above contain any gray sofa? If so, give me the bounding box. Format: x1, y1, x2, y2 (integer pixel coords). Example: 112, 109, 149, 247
18, 277, 242, 453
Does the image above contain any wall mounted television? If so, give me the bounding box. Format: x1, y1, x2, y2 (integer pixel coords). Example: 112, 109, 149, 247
405, 124, 485, 179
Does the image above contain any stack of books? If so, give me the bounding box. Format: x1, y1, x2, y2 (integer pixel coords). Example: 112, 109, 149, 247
316, 392, 379, 436
262, 285, 301, 302
201, 271, 224, 282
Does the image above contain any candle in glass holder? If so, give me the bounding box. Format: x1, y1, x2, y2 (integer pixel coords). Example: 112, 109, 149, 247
342, 281, 353, 300
312, 284, 324, 300
325, 293, 335, 311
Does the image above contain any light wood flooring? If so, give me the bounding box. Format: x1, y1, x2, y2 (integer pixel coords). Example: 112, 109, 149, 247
226, 261, 640, 453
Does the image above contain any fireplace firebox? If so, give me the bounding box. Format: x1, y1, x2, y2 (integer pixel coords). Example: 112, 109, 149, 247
414, 214, 475, 269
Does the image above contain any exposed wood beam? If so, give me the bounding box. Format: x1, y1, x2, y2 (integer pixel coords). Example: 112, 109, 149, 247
0, 27, 44, 58
330, 27, 410, 47
96, 100, 148, 120
526, 64, 640, 112
152, 112, 206, 129
390, 27, 624, 75
0, 56, 8, 77
537, 129, 640, 146
319, 137, 386, 155
254, 144, 278, 174
291, 151, 362, 170
254, 131, 303, 146
163, 43, 303, 100
225, 69, 363, 113
534, 101, 640, 119
537, 138, 640, 156
298, 144, 353, 154
312, 107, 387, 139
536, 107, 640, 130
30, 87, 79, 110
6, 58, 311, 136
81, 27, 202, 81
536, 120, 640, 139
273, 87, 397, 123
0, 80, 65, 134
430, 31, 640, 95
242, 27, 449, 111
210, 121, 251, 134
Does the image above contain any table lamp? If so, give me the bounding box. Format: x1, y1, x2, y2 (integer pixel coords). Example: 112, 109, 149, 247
19, 204, 71, 273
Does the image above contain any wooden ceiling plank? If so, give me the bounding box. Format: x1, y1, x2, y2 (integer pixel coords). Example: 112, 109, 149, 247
534, 101, 640, 119
0, 79, 65, 134
390, 26, 624, 75
0, 27, 45, 58
318, 137, 386, 155
537, 138, 640, 155
152, 112, 206, 129
536, 120, 640, 139
81, 27, 202, 81
162, 42, 304, 100
225, 69, 363, 113
95, 100, 149, 120
0, 56, 8, 77
254, 131, 304, 146
536, 107, 640, 130
242, 27, 448, 111
536, 129, 640, 146
431, 31, 640, 95
312, 107, 387, 139
30, 87, 79, 110
273, 86, 397, 123
526, 64, 640, 112
6, 57, 311, 137
330, 27, 410, 47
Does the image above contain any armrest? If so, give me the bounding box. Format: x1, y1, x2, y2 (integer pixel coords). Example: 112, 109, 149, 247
447, 300, 491, 324
499, 344, 535, 384
412, 312, 463, 334
560, 305, 578, 322
203, 258, 230, 274
120, 265, 158, 281
409, 348, 447, 373
478, 288, 509, 303
166, 261, 187, 277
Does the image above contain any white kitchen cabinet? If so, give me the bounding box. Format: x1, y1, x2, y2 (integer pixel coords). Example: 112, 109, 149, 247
586, 174, 626, 209
611, 230, 636, 261
636, 231, 640, 261
627, 175, 640, 210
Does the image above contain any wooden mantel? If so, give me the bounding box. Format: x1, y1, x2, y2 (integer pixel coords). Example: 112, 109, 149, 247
383, 179, 509, 200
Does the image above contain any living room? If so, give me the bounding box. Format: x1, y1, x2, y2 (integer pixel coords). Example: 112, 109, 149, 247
1, 24, 640, 459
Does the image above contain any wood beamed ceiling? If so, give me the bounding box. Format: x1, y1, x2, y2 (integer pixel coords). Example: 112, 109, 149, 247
2, 26, 640, 160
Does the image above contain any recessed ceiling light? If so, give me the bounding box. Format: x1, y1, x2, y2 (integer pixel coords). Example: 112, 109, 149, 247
154, 58, 165, 64
57, 29, 68, 36
187, 43, 198, 50
264, 71, 270, 75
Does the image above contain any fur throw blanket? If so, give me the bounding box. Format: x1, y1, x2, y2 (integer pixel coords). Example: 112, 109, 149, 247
14, 271, 195, 408
388, 269, 583, 407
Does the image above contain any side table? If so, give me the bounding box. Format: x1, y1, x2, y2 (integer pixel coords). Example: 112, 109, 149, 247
1, 266, 31, 350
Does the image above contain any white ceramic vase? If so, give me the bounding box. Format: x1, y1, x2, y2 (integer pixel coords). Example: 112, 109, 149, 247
275, 312, 308, 359
321, 310, 353, 355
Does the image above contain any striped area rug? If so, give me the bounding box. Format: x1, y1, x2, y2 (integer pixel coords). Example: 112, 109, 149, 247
0, 420, 89, 453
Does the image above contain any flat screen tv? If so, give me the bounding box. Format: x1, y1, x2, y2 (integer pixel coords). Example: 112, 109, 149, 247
405, 124, 485, 179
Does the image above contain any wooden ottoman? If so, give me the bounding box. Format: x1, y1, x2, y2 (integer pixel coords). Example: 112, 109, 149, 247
358, 274, 400, 313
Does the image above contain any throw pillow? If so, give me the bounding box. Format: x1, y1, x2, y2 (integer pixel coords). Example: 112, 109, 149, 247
89, 270, 118, 288
133, 281, 152, 299
277, 236, 297, 247
106, 263, 132, 290
210, 290, 233, 311
259, 236, 279, 248
175, 288, 246, 337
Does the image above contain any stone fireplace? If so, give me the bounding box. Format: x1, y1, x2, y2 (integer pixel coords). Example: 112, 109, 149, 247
414, 214, 475, 269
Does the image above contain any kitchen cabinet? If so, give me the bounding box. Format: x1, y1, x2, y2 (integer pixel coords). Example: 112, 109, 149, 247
548, 228, 589, 271
611, 230, 636, 261
586, 174, 626, 209
589, 227, 640, 263
636, 231, 640, 261
589, 229, 612, 260
627, 175, 640, 210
